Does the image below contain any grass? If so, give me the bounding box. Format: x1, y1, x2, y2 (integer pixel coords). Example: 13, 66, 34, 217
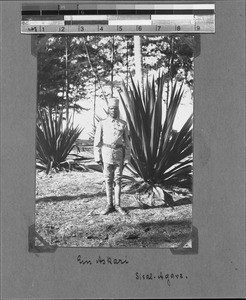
35, 164, 192, 248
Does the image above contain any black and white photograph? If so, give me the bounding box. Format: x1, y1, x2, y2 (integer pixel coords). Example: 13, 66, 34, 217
1, 0, 246, 299
35, 34, 194, 248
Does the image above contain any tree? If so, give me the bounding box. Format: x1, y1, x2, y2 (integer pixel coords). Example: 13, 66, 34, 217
37, 36, 91, 116
37, 34, 194, 139
134, 35, 143, 88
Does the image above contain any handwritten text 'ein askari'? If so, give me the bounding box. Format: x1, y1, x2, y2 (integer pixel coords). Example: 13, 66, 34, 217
77, 255, 129, 265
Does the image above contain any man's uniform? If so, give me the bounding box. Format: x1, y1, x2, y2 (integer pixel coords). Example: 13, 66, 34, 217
94, 99, 131, 215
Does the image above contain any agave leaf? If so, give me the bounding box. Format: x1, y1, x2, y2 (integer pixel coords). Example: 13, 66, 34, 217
46, 160, 53, 174
36, 162, 46, 170
153, 186, 165, 200
121, 175, 138, 182
48, 108, 55, 140
36, 108, 83, 173
149, 86, 162, 162
119, 70, 193, 189
60, 160, 71, 170
163, 165, 193, 182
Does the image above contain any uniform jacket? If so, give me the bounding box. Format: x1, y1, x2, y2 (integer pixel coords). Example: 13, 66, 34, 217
94, 116, 131, 164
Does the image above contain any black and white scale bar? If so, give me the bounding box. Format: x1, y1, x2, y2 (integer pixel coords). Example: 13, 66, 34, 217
21, 4, 215, 34
22, 3, 215, 17
22, 9, 215, 16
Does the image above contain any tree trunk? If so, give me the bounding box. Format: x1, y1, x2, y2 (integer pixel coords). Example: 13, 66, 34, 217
65, 36, 69, 125
126, 36, 129, 90
93, 79, 97, 129
134, 35, 143, 88
166, 36, 174, 110
111, 36, 115, 97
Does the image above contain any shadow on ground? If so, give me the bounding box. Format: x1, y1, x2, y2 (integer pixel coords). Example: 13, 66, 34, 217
76, 219, 192, 248
124, 197, 192, 211
36, 191, 106, 203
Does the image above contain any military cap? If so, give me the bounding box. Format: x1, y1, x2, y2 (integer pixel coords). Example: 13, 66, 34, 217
108, 98, 119, 107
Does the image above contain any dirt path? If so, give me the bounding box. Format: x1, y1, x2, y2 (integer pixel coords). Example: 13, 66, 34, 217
35, 170, 192, 248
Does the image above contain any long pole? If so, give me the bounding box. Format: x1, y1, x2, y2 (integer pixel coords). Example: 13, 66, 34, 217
83, 37, 108, 105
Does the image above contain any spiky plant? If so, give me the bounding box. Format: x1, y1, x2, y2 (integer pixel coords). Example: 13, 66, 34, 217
36, 108, 84, 174
119, 72, 193, 206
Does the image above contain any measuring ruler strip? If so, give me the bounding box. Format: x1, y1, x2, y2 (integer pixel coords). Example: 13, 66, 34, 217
64, 15, 152, 20
21, 4, 215, 34
22, 3, 215, 11
22, 3, 215, 16
21, 23, 214, 33
22, 14, 200, 24
22, 24, 212, 34
21, 17, 214, 33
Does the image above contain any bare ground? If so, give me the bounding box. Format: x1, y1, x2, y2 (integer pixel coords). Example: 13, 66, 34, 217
35, 168, 192, 248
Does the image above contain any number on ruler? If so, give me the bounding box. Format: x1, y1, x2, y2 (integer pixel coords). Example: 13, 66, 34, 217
176, 25, 181, 31
136, 25, 142, 31
28, 26, 37, 32
196, 25, 201, 31
156, 25, 162, 31
79, 25, 84, 31
99, 26, 104, 31
59, 26, 65, 32
117, 25, 123, 31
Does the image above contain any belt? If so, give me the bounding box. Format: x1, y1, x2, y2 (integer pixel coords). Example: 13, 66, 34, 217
103, 143, 124, 149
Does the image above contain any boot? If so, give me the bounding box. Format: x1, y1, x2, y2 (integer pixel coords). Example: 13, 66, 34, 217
114, 184, 127, 215
101, 180, 114, 215
100, 203, 114, 215
114, 205, 127, 215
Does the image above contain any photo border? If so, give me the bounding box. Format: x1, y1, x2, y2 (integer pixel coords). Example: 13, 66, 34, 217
32, 33, 198, 253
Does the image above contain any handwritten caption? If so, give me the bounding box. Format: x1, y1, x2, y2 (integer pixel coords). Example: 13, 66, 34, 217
77, 255, 129, 265
135, 272, 188, 286
77, 255, 188, 286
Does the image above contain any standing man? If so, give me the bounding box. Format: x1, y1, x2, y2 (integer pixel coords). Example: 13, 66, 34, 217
94, 98, 131, 215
